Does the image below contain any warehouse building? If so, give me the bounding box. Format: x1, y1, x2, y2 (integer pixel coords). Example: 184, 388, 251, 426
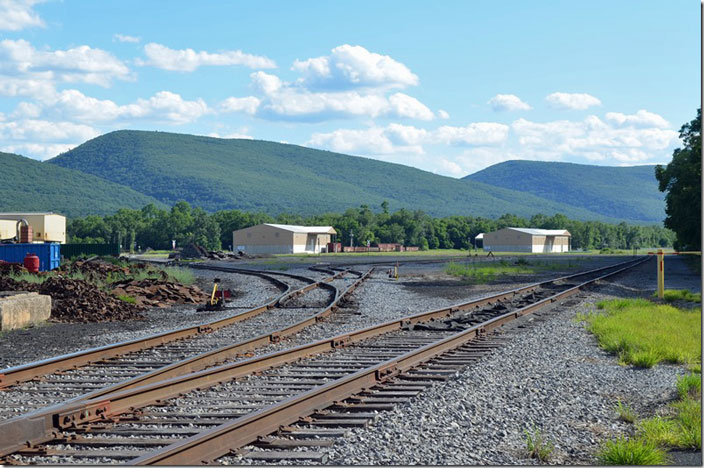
482, 227, 571, 253
233, 224, 336, 254
0, 212, 66, 244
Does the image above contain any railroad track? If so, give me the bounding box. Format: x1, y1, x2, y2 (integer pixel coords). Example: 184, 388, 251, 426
0, 266, 368, 421
0, 257, 648, 464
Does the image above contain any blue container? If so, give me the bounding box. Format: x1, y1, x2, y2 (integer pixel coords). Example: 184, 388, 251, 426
0, 243, 60, 271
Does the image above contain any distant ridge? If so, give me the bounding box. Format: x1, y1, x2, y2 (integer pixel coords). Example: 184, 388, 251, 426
464, 160, 664, 223
0, 151, 164, 217
46, 130, 638, 222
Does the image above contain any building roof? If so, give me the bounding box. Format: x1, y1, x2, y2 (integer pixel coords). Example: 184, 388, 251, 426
475, 232, 484, 240
264, 224, 337, 234
0, 212, 62, 216
507, 227, 571, 236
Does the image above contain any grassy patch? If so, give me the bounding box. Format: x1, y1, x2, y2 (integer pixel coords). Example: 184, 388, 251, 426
161, 266, 196, 285
656, 289, 702, 303
445, 260, 536, 283
524, 427, 554, 462
581, 298, 701, 368
598, 437, 668, 465
677, 373, 701, 400
616, 400, 636, 423
116, 294, 136, 304
8, 272, 49, 284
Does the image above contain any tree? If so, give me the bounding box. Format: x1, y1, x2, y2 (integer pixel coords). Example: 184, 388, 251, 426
655, 109, 701, 250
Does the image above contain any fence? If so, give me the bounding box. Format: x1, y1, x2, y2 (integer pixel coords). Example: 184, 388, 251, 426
60, 243, 120, 259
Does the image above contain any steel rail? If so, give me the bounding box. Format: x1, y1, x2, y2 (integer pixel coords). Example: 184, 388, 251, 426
0, 258, 643, 459
0, 268, 372, 457
131, 256, 647, 465
0, 268, 346, 389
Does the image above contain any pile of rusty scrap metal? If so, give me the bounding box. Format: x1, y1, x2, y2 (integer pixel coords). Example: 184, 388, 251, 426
0, 275, 144, 323
0, 258, 209, 322
172, 243, 254, 260
110, 278, 208, 308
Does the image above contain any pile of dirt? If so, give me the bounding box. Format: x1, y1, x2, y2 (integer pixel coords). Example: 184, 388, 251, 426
111, 278, 208, 308
0, 276, 144, 323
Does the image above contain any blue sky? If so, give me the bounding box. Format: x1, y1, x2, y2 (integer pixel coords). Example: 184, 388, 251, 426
0, 0, 699, 176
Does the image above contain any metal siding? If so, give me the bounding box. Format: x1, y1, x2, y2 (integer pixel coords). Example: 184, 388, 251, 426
0, 243, 61, 271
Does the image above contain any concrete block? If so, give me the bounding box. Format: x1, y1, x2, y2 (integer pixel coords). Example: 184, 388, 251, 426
0, 291, 51, 331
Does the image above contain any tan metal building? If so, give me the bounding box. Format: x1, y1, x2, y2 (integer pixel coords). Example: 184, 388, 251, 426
482, 227, 571, 253
233, 224, 336, 254
0, 212, 67, 244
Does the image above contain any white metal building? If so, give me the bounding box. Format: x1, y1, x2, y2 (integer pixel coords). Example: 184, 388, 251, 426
0, 212, 67, 244
233, 224, 336, 254
482, 227, 571, 253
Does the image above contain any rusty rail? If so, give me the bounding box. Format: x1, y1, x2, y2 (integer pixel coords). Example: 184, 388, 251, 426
0, 258, 645, 459
131, 257, 647, 465
0, 268, 345, 389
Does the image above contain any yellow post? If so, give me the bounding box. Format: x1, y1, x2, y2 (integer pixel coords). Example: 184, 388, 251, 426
657, 249, 665, 299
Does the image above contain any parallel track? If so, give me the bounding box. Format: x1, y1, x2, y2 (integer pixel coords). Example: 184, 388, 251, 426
0, 257, 648, 464
0, 267, 368, 421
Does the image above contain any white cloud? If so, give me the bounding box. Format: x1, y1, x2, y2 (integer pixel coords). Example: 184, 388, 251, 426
0, 118, 98, 160
219, 96, 260, 115
437, 109, 450, 119
139, 43, 276, 71
437, 158, 464, 176
246, 71, 434, 121
308, 126, 424, 156
0, 0, 44, 31
0, 119, 98, 142
605, 109, 670, 128
545, 92, 601, 110
0, 39, 131, 87
292, 44, 418, 90
488, 94, 531, 111
114, 34, 141, 43
434, 122, 509, 146
2, 142, 76, 160
512, 115, 679, 162
11, 101, 41, 118
308, 121, 508, 157
388, 93, 434, 120
41, 89, 209, 124
206, 130, 253, 140
0, 77, 55, 99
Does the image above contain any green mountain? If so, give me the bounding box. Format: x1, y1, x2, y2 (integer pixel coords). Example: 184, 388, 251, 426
0, 151, 164, 218
47, 130, 630, 222
464, 160, 664, 223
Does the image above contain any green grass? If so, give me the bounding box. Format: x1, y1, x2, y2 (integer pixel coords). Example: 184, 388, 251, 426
598, 437, 668, 465
445, 260, 538, 283
581, 298, 701, 368
637, 374, 701, 451
161, 266, 195, 285
8, 272, 49, 284
616, 400, 636, 423
116, 294, 136, 304
524, 427, 554, 462
655, 289, 702, 303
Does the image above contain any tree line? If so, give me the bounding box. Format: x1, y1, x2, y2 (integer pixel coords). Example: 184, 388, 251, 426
68, 200, 675, 252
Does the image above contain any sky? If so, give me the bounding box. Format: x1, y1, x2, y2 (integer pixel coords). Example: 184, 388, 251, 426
0, 0, 699, 177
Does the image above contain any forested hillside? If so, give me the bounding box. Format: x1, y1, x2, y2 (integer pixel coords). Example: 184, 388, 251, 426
48, 130, 625, 222
0, 151, 164, 217
465, 160, 664, 223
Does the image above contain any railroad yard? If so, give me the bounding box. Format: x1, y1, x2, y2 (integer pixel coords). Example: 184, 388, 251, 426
0, 254, 700, 465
